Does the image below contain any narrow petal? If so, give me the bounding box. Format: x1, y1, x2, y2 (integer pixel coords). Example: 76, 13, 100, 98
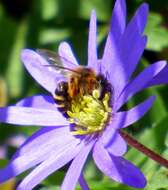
110, 0, 126, 38
99, 128, 127, 156
0, 128, 79, 183
101, 96, 155, 145
79, 173, 90, 190
99, 125, 115, 147
105, 133, 127, 156
105, 0, 126, 44
17, 141, 84, 190
21, 49, 65, 95
101, 0, 126, 88
61, 140, 95, 190
127, 3, 148, 35
146, 65, 168, 87
58, 42, 78, 66
102, 3, 148, 101
117, 3, 148, 79
93, 142, 146, 188
112, 35, 146, 99
115, 96, 156, 129
0, 106, 69, 126
12, 127, 77, 160
16, 95, 56, 110
87, 10, 98, 72
115, 61, 166, 110
0, 154, 43, 183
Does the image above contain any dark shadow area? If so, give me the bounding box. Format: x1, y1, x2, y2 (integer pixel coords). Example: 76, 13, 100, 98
0, 0, 33, 20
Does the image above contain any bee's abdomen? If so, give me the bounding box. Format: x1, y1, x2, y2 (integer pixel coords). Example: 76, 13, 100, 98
54, 81, 69, 114
54, 93, 69, 114
54, 94, 65, 104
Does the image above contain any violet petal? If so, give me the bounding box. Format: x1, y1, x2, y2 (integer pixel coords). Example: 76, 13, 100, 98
101, 0, 126, 96
0, 106, 69, 126
127, 3, 148, 34
115, 60, 166, 111
16, 141, 84, 190
102, 3, 148, 101
146, 65, 168, 87
87, 10, 98, 73
79, 173, 90, 190
99, 128, 127, 156
101, 96, 155, 145
0, 129, 79, 183
0, 154, 43, 183
16, 95, 56, 110
12, 127, 77, 160
117, 3, 148, 80
61, 140, 95, 190
110, 0, 126, 38
93, 141, 146, 188
115, 96, 156, 129
58, 42, 79, 67
105, 133, 127, 156
21, 49, 65, 95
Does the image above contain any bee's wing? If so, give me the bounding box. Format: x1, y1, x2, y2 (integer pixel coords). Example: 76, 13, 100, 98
37, 49, 78, 77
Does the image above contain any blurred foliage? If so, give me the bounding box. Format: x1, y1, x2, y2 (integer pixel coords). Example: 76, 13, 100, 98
0, 0, 168, 189
145, 13, 168, 51
0, 77, 7, 106
0, 179, 16, 190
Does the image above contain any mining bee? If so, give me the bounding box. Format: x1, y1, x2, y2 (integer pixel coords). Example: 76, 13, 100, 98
37, 49, 112, 115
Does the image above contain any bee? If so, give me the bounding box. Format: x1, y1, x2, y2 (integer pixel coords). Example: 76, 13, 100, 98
37, 49, 112, 115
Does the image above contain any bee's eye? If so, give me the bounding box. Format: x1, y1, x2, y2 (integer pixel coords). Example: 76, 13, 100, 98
57, 84, 63, 91
57, 81, 67, 92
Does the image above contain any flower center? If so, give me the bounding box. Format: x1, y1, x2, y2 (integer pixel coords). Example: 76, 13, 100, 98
67, 89, 112, 135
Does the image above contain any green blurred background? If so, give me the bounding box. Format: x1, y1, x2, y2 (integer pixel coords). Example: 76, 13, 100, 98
0, 0, 168, 189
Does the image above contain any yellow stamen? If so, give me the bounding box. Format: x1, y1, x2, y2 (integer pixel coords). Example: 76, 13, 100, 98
67, 89, 112, 135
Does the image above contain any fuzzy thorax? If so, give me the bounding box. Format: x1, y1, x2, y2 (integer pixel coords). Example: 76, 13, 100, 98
67, 90, 112, 135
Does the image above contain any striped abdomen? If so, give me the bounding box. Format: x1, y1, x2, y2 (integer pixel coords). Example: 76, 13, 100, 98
54, 81, 70, 115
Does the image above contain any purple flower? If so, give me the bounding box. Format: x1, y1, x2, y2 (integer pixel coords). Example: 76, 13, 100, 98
0, 0, 167, 189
